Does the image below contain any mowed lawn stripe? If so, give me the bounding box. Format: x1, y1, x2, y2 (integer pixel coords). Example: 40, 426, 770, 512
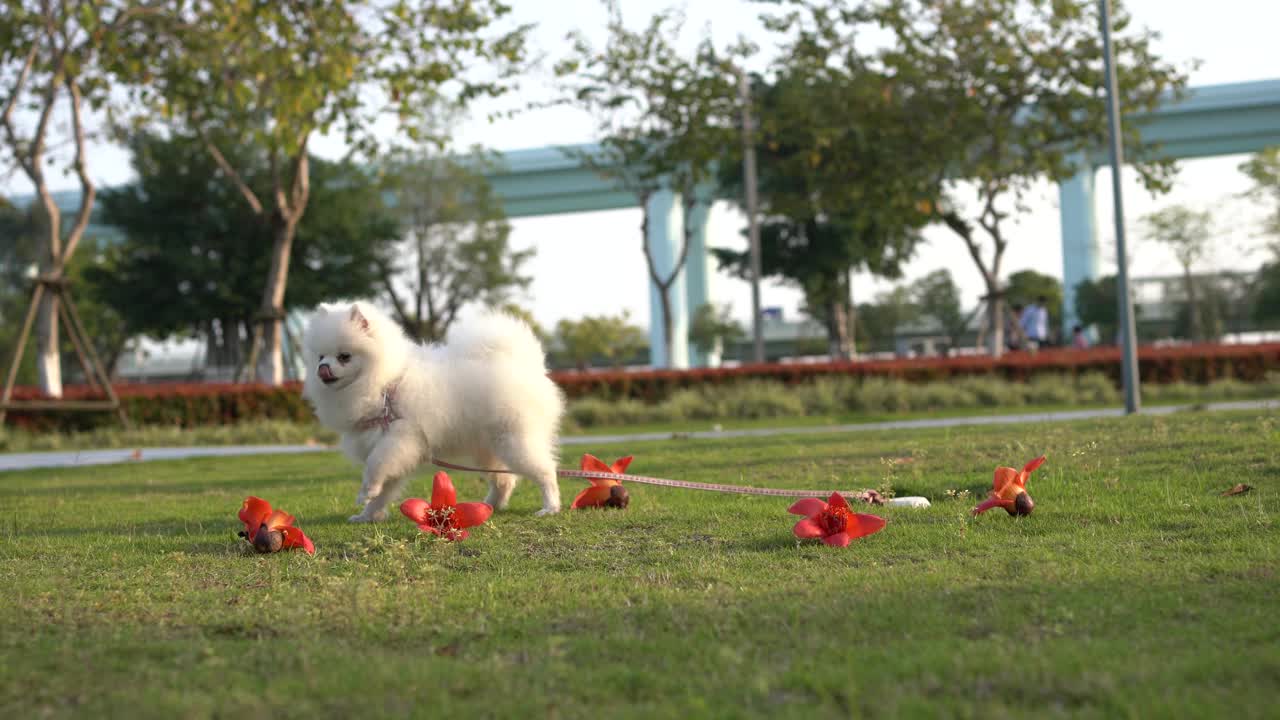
1, 409, 1276, 718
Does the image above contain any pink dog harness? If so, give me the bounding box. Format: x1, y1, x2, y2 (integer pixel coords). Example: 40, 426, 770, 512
352, 380, 401, 432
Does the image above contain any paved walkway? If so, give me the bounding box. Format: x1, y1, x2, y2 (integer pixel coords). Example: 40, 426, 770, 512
2, 398, 1275, 473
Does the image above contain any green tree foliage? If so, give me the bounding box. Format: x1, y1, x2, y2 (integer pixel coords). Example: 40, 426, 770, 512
1142, 206, 1213, 341
855, 286, 919, 352
60, 238, 131, 379
133, 0, 530, 383
1, 1, 149, 395
688, 303, 745, 357
866, 0, 1188, 355
496, 304, 550, 346
1237, 148, 1280, 330
1239, 146, 1280, 249
0, 197, 39, 385
1005, 269, 1064, 340
1075, 274, 1142, 344
1253, 261, 1280, 328
380, 148, 531, 343
84, 133, 399, 371
912, 270, 968, 345
0, 201, 129, 383
554, 312, 648, 371
716, 4, 938, 359
556, 0, 747, 366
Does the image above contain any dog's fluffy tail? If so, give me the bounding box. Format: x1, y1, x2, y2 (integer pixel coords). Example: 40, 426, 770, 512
444, 309, 548, 368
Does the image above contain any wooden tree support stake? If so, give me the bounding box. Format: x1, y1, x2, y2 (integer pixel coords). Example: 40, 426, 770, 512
0, 276, 131, 429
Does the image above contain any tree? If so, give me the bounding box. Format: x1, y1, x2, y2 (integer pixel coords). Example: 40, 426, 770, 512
1076, 274, 1140, 344
497, 304, 550, 345
1253, 261, 1280, 329
554, 312, 647, 371
0, 201, 129, 383
688, 303, 745, 360
867, 0, 1188, 356
0, 2, 149, 396
1239, 146, 1280, 249
85, 132, 400, 373
912, 270, 967, 346
1005, 270, 1064, 341
855, 286, 919, 352
0, 197, 39, 385
556, 1, 746, 367
1142, 205, 1213, 341
135, 1, 529, 384
1173, 279, 1224, 342
1241, 148, 1280, 328
59, 237, 131, 379
380, 148, 531, 343
714, 4, 941, 359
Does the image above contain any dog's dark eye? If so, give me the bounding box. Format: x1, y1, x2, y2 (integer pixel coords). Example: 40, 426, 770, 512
337, 353, 352, 364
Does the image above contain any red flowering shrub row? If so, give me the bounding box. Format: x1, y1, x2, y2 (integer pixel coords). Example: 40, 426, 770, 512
549, 343, 1280, 401
4, 381, 312, 432
4, 342, 1278, 431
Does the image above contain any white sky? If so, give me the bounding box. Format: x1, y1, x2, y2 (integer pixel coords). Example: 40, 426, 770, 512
6, 0, 1280, 332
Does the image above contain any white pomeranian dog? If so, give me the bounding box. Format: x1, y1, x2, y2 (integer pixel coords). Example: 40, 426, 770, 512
302, 302, 565, 523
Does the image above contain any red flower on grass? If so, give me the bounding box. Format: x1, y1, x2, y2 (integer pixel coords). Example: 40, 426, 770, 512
400, 472, 493, 541
238, 496, 315, 554
570, 454, 633, 509
972, 455, 1045, 517
788, 492, 887, 547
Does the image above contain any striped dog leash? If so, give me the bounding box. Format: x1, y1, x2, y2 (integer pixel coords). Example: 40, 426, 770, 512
430, 457, 930, 507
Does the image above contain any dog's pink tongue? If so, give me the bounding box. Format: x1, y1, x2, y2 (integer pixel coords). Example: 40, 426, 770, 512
318, 365, 335, 380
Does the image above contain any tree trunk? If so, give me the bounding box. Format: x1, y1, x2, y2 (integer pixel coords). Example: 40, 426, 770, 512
825, 298, 852, 360
35, 293, 62, 396
257, 215, 300, 385
1183, 267, 1201, 342
29, 186, 63, 397
104, 340, 126, 380
659, 286, 674, 367
229, 319, 244, 371
986, 279, 1005, 358
845, 268, 858, 359
641, 192, 694, 369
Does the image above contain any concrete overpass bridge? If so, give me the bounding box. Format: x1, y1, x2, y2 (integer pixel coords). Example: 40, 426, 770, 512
483, 78, 1280, 367
23, 79, 1280, 370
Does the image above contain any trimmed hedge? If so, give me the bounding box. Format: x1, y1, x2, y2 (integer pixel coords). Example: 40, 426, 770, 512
548, 342, 1280, 401
4, 381, 313, 432
5, 342, 1280, 432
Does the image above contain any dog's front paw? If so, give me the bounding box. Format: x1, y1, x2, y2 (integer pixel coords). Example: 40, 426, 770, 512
534, 506, 561, 517
348, 509, 388, 523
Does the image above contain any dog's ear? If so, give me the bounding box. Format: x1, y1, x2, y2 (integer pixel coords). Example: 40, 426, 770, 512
350, 305, 372, 335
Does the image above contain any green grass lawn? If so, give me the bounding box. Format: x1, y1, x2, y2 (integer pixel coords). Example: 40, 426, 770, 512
5, 395, 1276, 454
2, 409, 1277, 718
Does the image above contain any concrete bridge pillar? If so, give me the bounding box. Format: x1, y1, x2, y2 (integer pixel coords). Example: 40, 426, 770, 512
645, 190, 689, 368
683, 196, 717, 368
1059, 159, 1101, 338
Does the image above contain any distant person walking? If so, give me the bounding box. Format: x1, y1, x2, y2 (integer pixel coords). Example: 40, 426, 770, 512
1072, 324, 1090, 349
1007, 303, 1025, 351
1020, 296, 1050, 348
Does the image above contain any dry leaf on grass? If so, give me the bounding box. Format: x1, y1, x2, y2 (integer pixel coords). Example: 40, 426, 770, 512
1221, 483, 1253, 497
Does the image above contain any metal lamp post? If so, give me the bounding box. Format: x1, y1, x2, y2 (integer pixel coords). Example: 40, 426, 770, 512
738, 68, 765, 364
1100, 0, 1141, 414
